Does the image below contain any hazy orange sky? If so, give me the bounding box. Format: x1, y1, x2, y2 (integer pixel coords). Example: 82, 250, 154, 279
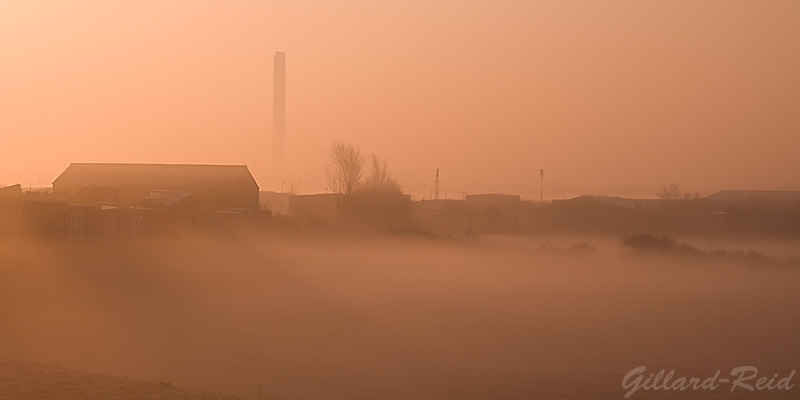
1, 1, 798, 198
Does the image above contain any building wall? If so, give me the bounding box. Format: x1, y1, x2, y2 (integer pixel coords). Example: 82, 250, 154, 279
259, 191, 291, 215
289, 194, 341, 225
54, 183, 258, 210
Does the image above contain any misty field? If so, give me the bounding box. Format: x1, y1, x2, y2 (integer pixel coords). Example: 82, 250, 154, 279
1, 232, 799, 399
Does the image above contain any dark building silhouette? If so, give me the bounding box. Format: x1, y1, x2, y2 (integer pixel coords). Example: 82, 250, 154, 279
53, 163, 259, 210
705, 190, 800, 203
0, 184, 23, 198
465, 193, 521, 205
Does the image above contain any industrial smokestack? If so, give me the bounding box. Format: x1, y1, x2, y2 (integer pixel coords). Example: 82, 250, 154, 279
273, 51, 286, 184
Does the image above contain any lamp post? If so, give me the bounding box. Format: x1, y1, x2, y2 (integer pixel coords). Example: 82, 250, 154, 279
289, 181, 303, 194
540, 169, 544, 203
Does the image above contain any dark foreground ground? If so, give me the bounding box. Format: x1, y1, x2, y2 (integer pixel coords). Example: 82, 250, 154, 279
1, 231, 799, 399
0, 358, 239, 400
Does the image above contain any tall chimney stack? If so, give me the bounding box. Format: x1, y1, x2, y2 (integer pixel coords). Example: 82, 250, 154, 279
273, 52, 286, 184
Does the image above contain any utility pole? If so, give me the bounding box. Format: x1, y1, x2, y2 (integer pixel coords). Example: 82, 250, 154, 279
434, 169, 440, 200
540, 169, 544, 203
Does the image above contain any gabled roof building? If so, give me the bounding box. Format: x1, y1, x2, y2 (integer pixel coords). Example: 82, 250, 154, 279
53, 163, 259, 210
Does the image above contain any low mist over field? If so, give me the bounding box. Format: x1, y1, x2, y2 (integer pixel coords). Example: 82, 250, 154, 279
2, 232, 799, 399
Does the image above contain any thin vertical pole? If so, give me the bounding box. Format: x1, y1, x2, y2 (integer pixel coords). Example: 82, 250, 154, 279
540, 169, 544, 203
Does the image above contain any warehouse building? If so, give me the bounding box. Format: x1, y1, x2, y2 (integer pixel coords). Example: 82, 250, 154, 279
53, 163, 260, 210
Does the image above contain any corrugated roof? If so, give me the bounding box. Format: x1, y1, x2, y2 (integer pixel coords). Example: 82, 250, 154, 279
53, 163, 258, 189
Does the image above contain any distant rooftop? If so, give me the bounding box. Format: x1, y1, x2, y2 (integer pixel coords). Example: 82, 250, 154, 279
705, 190, 800, 202
53, 163, 258, 189
465, 193, 521, 201
586, 195, 662, 211
0, 183, 22, 198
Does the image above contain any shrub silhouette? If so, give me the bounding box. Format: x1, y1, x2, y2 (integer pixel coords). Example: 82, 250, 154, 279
621, 234, 676, 252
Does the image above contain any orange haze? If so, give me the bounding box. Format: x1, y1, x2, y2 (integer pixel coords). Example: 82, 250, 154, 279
1, 1, 798, 197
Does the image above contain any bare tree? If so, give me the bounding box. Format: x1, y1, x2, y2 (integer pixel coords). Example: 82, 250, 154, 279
657, 183, 700, 200
326, 141, 364, 195
363, 154, 401, 193
657, 183, 682, 200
